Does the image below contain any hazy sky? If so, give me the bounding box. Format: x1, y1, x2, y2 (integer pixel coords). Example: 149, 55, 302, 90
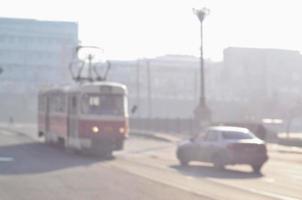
0, 0, 301, 60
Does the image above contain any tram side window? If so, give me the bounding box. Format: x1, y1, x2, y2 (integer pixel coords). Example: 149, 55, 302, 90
58, 97, 65, 112
49, 94, 66, 114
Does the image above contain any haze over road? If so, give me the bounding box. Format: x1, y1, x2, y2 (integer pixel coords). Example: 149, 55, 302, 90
0, 125, 301, 200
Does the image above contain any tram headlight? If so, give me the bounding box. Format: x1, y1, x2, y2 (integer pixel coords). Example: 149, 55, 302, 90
119, 127, 125, 134
92, 126, 99, 133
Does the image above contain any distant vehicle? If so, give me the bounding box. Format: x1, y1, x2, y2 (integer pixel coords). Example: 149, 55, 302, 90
176, 126, 268, 173
38, 81, 129, 156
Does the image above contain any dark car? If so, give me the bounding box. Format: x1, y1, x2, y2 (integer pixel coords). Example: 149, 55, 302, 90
176, 126, 268, 173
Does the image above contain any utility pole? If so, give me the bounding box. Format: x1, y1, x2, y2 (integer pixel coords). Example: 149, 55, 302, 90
193, 7, 211, 129
136, 59, 141, 117
146, 59, 152, 119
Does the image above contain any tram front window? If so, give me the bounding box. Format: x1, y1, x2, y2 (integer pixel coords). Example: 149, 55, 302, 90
82, 94, 124, 116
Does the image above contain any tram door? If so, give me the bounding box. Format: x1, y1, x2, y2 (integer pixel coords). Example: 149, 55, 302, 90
68, 94, 79, 140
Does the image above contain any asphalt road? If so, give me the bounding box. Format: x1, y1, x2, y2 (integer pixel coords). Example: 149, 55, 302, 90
0, 126, 302, 200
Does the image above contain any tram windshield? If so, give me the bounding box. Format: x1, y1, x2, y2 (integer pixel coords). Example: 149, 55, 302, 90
81, 94, 124, 116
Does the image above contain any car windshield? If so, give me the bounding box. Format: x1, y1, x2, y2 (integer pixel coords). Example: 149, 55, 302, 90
222, 131, 255, 140
81, 94, 124, 116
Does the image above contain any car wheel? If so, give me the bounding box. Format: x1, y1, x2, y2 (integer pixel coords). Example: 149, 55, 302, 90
212, 154, 225, 170
251, 164, 263, 173
179, 158, 189, 166
177, 149, 189, 166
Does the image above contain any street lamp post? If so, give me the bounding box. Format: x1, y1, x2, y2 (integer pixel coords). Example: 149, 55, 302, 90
146, 59, 152, 119
193, 7, 211, 129
136, 59, 141, 117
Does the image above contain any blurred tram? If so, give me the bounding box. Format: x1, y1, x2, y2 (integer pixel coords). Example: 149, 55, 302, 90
38, 46, 129, 156
38, 82, 128, 155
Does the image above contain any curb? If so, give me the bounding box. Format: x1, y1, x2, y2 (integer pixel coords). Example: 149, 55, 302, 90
0, 124, 39, 141
130, 130, 181, 143
267, 144, 302, 154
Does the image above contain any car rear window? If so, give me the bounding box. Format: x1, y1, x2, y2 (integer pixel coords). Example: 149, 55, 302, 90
222, 131, 255, 140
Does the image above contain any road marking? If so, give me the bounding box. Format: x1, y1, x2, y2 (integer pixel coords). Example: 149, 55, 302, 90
291, 175, 302, 181
0, 157, 14, 162
120, 138, 302, 200
208, 178, 300, 200
248, 188, 300, 200
262, 177, 275, 183
0, 130, 12, 136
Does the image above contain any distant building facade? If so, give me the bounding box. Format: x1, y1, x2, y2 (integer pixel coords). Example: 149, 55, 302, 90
0, 17, 78, 93
109, 48, 302, 127
108, 55, 223, 119
0, 17, 78, 122
221, 47, 302, 122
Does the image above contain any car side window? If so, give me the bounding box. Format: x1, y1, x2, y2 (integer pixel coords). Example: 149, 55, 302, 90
204, 130, 220, 142
193, 132, 207, 143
